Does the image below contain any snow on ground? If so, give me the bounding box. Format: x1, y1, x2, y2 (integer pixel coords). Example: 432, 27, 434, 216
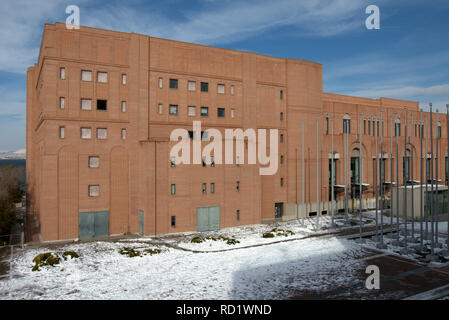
0, 234, 365, 300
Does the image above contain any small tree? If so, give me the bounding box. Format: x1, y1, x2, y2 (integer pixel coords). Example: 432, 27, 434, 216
0, 164, 23, 236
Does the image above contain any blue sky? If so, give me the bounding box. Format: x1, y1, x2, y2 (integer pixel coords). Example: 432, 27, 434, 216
1, 0, 448, 150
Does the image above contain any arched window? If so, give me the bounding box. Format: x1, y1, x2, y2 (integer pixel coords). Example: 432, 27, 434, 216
343, 114, 351, 134
437, 121, 442, 139
395, 118, 401, 137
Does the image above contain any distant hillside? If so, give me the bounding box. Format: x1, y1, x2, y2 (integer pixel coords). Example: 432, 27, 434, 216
0, 149, 26, 159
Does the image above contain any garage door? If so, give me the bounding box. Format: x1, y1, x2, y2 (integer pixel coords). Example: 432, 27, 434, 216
197, 206, 220, 232
79, 211, 109, 239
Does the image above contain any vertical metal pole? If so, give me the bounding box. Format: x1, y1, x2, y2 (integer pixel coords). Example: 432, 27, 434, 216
379, 111, 385, 247
420, 109, 424, 248
425, 114, 429, 240
390, 115, 394, 234
344, 121, 349, 222
296, 147, 298, 221
331, 119, 335, 227
430, 103, 435, 255
302, 120, 305, 226
447, 104, 449, 249
396, 113, 400, 241
375, 115, 379, 240
436, 111, 440, 247
359, 113, 363, 241
411, 113, 415, 240
316, 119, 320, 230
403, 107, 408, 251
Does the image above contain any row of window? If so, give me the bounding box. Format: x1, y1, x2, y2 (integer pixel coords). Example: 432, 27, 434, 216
170, 155, 285, 167
60, 67, 127, 85
162, 78, 235, 95
161, 104, 235, 118
59, 98, 120, 112
59, 127, 126, 140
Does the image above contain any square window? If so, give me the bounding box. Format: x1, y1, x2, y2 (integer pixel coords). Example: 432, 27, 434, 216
59, 97, 65, 109
201, 82, 208, 92
88, 185, 100, 197
97, 100, 107, 111
171, 184, 176, 195
171, 216, 176, 227
121, 101, 126, 112
188, 106, 196, 116
169, 79, 178, 89
158, 77, 163, 88
60, 67, 66, 80
97, 128, 107, 140
121, 128, 126, 140
158, 103, 163, 114
169, 104, 178, 115
217, 108, 225, 118
201, 106, 209, 117
81, 99, 92, 110
231, 109, 235, 119
230, 85, 235, 95
89, 156, 99, 168
81, 127, 91, 139
59, 126, 65, 139
188, 81, 196, 91
81, 70, 92, 82
122, 74, 127, 85
97, 72, 107, 83
217, 84, 225, 94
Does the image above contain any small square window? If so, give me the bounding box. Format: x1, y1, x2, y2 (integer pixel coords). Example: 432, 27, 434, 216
97, 72, 108, 83
97, 100, 107, 111
158, 103, 163, 114
202, 183, 207, 194
121, 101, 126, 112
81, 99, 92, 110
60, 67, 66, 80
169, 104, 178, 115
231, 109, 235, 119
97, 128, 107, 140
217, 108, 225, 118
121, 128, 126, 140
201, 82, 208, 92
81, 70, 92, 82
59, 126, 65, 139
171, 216, 176, 227
188, 81, 196, 91
59, 97, 65, 110
169, 79, 178, 89
217, 84, 225, 94
89, 156, 99, 168
230, 85, 235, 95
88, 185, 100, 197
201, 106, 209, 117
158, 77, 163, 88
122, 74, 127, 85
188, 106, 196, 116
81, 127, 91, 139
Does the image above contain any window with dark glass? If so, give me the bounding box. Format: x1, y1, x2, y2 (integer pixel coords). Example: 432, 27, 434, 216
169, 79, 178, 89
201, 82, 208, 92
217, 108, 225, 117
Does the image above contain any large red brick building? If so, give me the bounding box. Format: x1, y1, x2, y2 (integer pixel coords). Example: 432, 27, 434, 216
26, 23, 448, 241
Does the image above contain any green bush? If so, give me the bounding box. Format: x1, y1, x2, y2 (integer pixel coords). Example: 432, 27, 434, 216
62, 251, 79, 260
32, 252, 61, 271
190, 235, 240, 245
191, 236, 205, 243
262, 228, 294, 238
120, 247, 161, 257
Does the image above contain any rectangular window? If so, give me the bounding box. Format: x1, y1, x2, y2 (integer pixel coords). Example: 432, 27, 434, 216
280, 155, 284, 165
81, 99, 92, 111
231, 109, 235, 119
97, 72, 107, 83
188, 81, 196, 91
437, 126, 442, 139
158, 103, 163, 114
121, 101, 126, 113
236, 210, 240, 221
217, 84, 225, 94
281, 112, 284, 122
158, 77, 163, 88
230, 85, 235, 95
88, 185, 100, 197
343, 119, 351, 134
81, 70, 92, 82
188, 106, 196, 116
171, 184, 176, 195
121, 128, 126, 140
171, 156, 176, 168
122, 74, 127, 85
59, 97, 65, 110
60, 67, 66, 80
89, 156, 99, 168
97, 128, 107, 140
169, 104, 178, 115
201, 82, 208, 92
280, 90, 284, 100
217, 108, 225, 118
171, 216, 176, 227
81, 127, 91, 139
59, 126, 65, 139
395, 123, 401, 137
280, 134, 284, 143
202, 183, 207, 194
201, 106, 209, 117
211, 156, 215, 167
169, 79, 178, 89
281, 178, 284, 187
236, 156, 240, 166
97, 100, 107, 111
211, 183, 215, 193
236, 181, 240, 192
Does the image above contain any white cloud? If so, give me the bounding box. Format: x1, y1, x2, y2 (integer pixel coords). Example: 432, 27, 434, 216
348, 84, 449, 100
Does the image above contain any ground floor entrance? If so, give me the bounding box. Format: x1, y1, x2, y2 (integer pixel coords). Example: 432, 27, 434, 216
78, 211, 109, 239
197, 206, 220, 232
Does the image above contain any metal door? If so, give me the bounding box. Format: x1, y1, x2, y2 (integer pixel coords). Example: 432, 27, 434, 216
197, 206, 220, 232
139, 210, 144, 235
78, 211, 109, 239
